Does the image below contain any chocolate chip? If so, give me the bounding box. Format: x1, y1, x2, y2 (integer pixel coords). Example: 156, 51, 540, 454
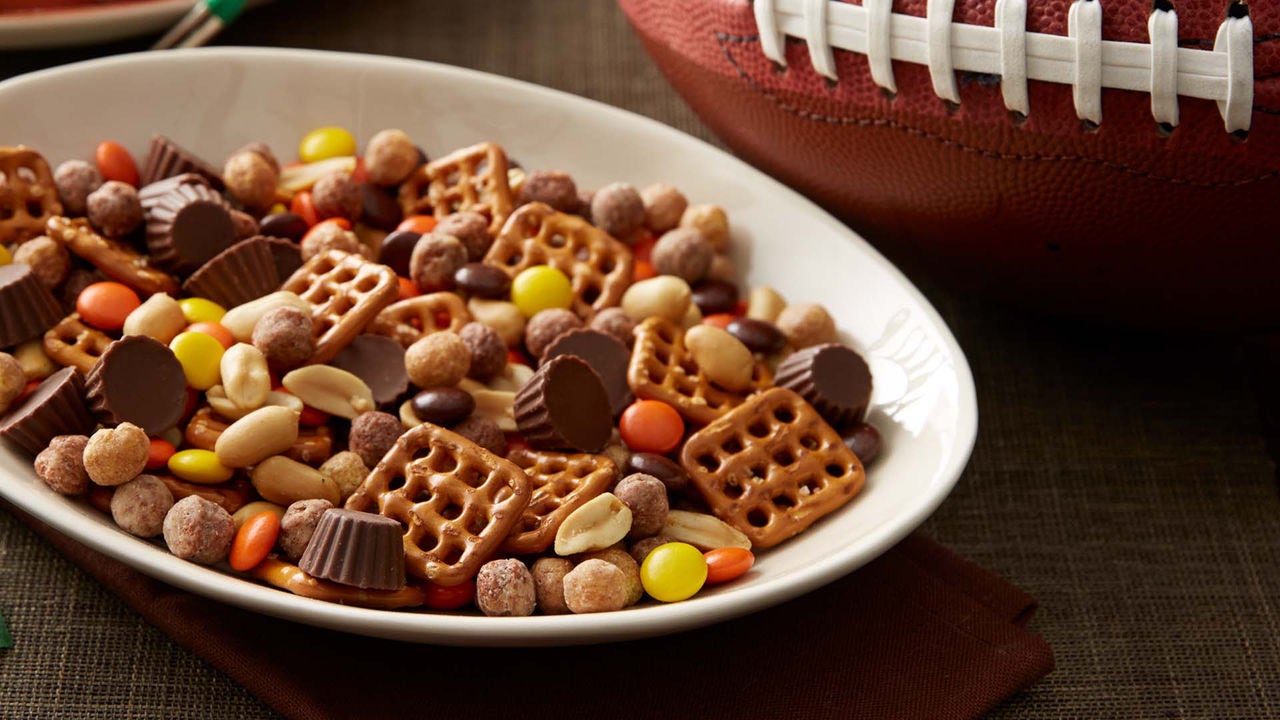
454, 262, 511, 298
410, 387, 476, 426
360, 183, 403, 231
377, 230, 420, 278
726, 317, 786, 355
259, 212, 310, 242
691, 279, 739, 316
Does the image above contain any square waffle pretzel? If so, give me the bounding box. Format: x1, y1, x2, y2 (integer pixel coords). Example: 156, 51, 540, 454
43, 314, 111, 374
483, 202, 634, 319
397, 141, 513, 235
344, 423, 531, 586
0, 147, 62, 243
679, 387, 866, 549
279, 249, 398, 365
627, 317, 771, 425
502, 447, 617, 554
366, 292, 471, 348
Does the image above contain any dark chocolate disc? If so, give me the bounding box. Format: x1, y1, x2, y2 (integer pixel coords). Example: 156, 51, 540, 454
84, 336, 187, 435
542, 328, 633, 417
774, 343, 873, 430
330, 335, 409, 406
513, 354, 612, 453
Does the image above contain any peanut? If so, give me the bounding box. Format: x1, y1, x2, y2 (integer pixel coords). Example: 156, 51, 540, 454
220, 343, 271, 411
14, 340, 56, 382
662, 509, 751, 550
467, 298, 526, 347
554, 492, 633, 556
220, 291, 310, 343
231, 500, 286, 530
214, 406, 301, 468
746, 286, 787, 323
206, 386, 303, 422
250, 456, 342, 506
684, 324, 754, 391
281, 365, 375, 419
620, 276, 691, 324
122, 292, 186, 344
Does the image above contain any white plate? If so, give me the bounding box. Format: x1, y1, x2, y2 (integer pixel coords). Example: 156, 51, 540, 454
0, 1, 193, 49
0, 48, 977, 646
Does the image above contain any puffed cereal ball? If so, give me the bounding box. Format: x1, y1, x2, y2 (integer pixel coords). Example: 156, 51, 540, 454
223, 150, 278, 211
0, 352, 24, 415
33, 434, 91, 496
519, 170, 579, 214
83, 422, 150, 487
590, 182, 645, 239
614, 473, 669, 540
409, 233, 467, 292
563, 558, 628, 614
581, 546, 644, 606
433, 212, 492, 261
86, 181, 143, 238
476, 558, 537, 617
278, 498, 335, 560
531, 557, 574, 615
650, 228, 713, 284
523, 308, 583, 359
13, 236, 71, 289
234, 141, 280, 174
775, 303, 837, 349
405, 332, 470, 389
364, 129, 419, 186
110, 474, 174, 538
451, 414, 506, 457
640, 183, 688, 234
163, 495, 235, 565
318, 452, 369, 502
299, 221, 363, 261
230, 209, 260, 239
629, 534, 674, 565
348, 411, 404, 469
458, 322, 506, 382
312, 170, 363, 222
53, 159, 103, 217
252, 306, 315, 372
680, 204, 730, 253
589, 308, 636, 348
706, 253, 737, 284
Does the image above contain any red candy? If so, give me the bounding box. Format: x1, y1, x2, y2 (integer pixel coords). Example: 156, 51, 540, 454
424, 578, 475, 610
619, 400, 684, 454
146, 438, 176, 471
704, 547, 755, 584
702, 313, 734, 330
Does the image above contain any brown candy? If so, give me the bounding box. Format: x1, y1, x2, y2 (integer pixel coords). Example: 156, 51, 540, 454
459, 322, 506, 382
298, 508, 406, 590
726, 317, 787, 355
84, 335, 187, 436
524, 308, 583, 359
278, 498, 335, 561
0, 367, 95, 456
774, 343, 874, 429
141, 134, 223, 189
614, 473, 669, 539
260, 212, 309, 242
588, 307, 636, 347
376, 230, 419, 277
409, 387, 475, 427
361, 184, 402, 231
842, 422, 884, 465
651, 227, 712, 283
543, 328, 634, 417
0, 263, 65, 348
110, 474, 174, 538
348, 411, 404, 469
409, 233, 466, 292
514, 354, 612, 453
434, 212, 492, 262
518, 170, 579, 214
330, 334, 409, 406
182, 236, 285, 309
691, 279, 739, 316
454, 262, 510, 298
590, 182, 645, 239
252, 306, 315, 373
450, 414, 507, 457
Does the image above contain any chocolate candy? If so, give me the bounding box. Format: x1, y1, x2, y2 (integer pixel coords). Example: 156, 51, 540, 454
139, 173, 210, 211
263, 235, 303, 282
0, 367, 95, 456
513, 354, 612, 453
410, 387, 475, 426
145, 183, 236, 275
726, 317, 786, 355
298, 508, 406, 590
691, 279, 738, 316
842, 422, 883, 465
0, 263, 64, 349
330, 334, 409, 406
774, 343, 873, 429
360, 184, 403, 231
182, 236, 283, 308
377, 230, 420, 278
625, 451, 690, 494
454, 262, 511, 298
140, 135, 224, 189
84, 336, 187, 436
542, 329, 633, 417
259, 212, 309, 243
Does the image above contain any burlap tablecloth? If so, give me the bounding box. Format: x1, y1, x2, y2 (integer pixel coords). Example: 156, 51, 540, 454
2, 1, 1278, 717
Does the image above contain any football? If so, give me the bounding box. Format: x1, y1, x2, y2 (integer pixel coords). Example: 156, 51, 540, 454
619, 0, 1280, 327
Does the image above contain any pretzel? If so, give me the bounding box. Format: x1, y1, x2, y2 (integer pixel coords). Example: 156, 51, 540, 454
0, 146, 62, 243
184, 406, 333, 465
250, 558, 427, 609
627, 317, 771, 425
279, 249, 398, 365
156, 474, 255, 514
45, 216, 179, 296
366, 291, 470, 348
484, 202, 633, 319
345, 423, 531, 586
42, 314, 111, 373
502, 447, 617, 554
398, 141, 513, 234
679, 387, 865, 548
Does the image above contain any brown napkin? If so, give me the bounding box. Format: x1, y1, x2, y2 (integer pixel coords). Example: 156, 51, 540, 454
13, 504, 1052, 720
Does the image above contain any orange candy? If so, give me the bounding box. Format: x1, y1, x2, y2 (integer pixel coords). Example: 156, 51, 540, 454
185, 321, 234, 349
76, 282, 140, 331
397, 277, 420, 300
619, 400, 684, 454
424, 578, 475, 610
146, 438, 177, 471
229, 511, 281, 572
704, 547, 755, 584
633, 259, 657, 282
298, 405, 330, 427
352, 157, 370, 184
702, 313, 734, 330
632, 233, 657, 264
95, 140, 139, 186
396, 215, 437, 234
290, 191, 320, 227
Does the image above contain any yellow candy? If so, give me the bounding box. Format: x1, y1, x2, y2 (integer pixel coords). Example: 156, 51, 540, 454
178, 297, 226, 324
168, 449, 234, 485
170, 331, 224, 390
0, 244, 11, 266
511, 265, 573, 317
268, 203, 287, 215
299, 126, 357, 164
640, 542, 708, 602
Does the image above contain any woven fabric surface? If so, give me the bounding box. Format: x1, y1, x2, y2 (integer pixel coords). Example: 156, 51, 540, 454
2, 0, 1278, 717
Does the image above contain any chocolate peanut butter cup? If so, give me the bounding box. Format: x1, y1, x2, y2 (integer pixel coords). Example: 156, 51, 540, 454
0, 367, 95, 456
139, 173, 210, 212
774, 343, 873, 430
263, 235, 303, 282
84, 335, 187, 435
0, 263, 65, 349
330, 334, 409, 406
298, 509, 406, 590
145, 182, 236, 275
140, 134, 224, 189
182, 236, 282, 308
542, 328, 633, 417
514, 354, 612, 453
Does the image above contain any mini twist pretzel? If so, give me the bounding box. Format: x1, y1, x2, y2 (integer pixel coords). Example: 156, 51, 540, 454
484, 202, 634, 319
397, 141, 513, 235
366, 292, 470, 348
43, 314, 111, 373
250, 558, 427, 609
185, 406, 333, 465
279, 249, 398, 365
502, 447, 617, 554
45, 216, 179, 296
627, 317, 771, 425
679, 388, 866, 549
345, 423, 531, 586
0, 146, 62, 243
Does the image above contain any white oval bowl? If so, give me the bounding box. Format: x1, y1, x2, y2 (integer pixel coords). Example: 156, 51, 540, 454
0, 48, 977, 646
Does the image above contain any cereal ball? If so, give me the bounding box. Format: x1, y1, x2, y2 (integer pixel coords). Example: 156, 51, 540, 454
459, 322, 506, 382
223, 151, 277, 211
110, 475, 174, 538
576, 189, 594, 219
312, 170, 362, 222
705, 253, 736, 284
641, 183, 688, 234
518, 170, 579, 213
589, 308, 636, 348
234, 141, 280, 174
230, 209, 260, 239
651, 228, 713, 284
53, 160, 103, 217
83, 423, 150, 487
467, 298, 525, 347
531, 557, 574, 615
680, 204, 730, 253
299, 221, 363, 261
590, 182, 645, 239
318, 451, 369, 502
452, 414, 506, 456
163, 495, 235, 565
277, 498, 334, 560
252, 306, 315, 372
629, 534, 673, 565
775, 303, 837, 349
432, 212, 491, 262
581, 546, 643, 606
87, 181, 143, 238
524, 308, 583, 359
563, 558, 628, 614
33, 435, 90, 495
475, 558, 536, 617
364, 129, 418, 186
348, 411, 404, 468
405, 331, 470, 389
13, 236, 70, 289
410, 233, 467, 292
614, 473, 669, 540
0, 352, 25, 415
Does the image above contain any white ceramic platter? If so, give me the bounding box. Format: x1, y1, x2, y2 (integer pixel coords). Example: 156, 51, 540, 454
0, 1, 193, 49
0, 48, 977, 646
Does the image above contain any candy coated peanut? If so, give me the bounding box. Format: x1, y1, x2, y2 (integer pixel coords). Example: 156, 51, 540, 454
396, 215, 437, 234
704, 547, 755, 584
95, 140, 139, 186
510, 265, 573, 317
146, 438, 176, 471
639, 542, 707, 602
0, 245, 10, 266
618, 400, 683, 454
178, 297, 227, 324
76, 282, 140, 332
232, 501, 285, 530
299, 126, 357, 163
229, 511, 281, 572
168, 449, 234, 485
170, 332, 225, 390
424, 579, 476, 611
290, 191, 320, 227
185, 321, 234, 350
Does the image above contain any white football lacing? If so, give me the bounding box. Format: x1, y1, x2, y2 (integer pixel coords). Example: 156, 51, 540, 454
752, 0, 1255, 133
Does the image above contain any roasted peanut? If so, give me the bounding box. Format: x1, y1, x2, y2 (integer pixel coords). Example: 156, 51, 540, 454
214, 406, 301, 468
122, 292, 186, 344
684, 324, 754, 391
554, 492, 633, 556
220, 291, 310, 343
281, 365, 375, 419
746, 286, 787, 323
467, 298, 526, 347
250, 456, 342, 506
220, 343, 271, 411
662, 509, 751, 551
620, 276, 691, 324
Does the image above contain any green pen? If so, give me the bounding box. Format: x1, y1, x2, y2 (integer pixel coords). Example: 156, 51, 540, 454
151, 0, 246, 50
0, 610, 13, 649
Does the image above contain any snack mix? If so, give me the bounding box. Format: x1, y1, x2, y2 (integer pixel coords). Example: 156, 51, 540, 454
0, 130, 884, 616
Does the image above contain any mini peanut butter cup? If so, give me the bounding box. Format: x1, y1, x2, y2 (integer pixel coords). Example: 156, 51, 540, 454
514, 354, 612, 453
542, 328, 633, 417
298, 509, 406, 590
140, 134, 224, 189
139, 173, 210, 212
84, 336, 187, 435
182, 236, 282, 308
262, 235, 303, 282
331, 334, 409, 406
0, 263, 65, 349
145, 183, 235, 275
0, 367, 95, 456
774, 343, 873, 430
